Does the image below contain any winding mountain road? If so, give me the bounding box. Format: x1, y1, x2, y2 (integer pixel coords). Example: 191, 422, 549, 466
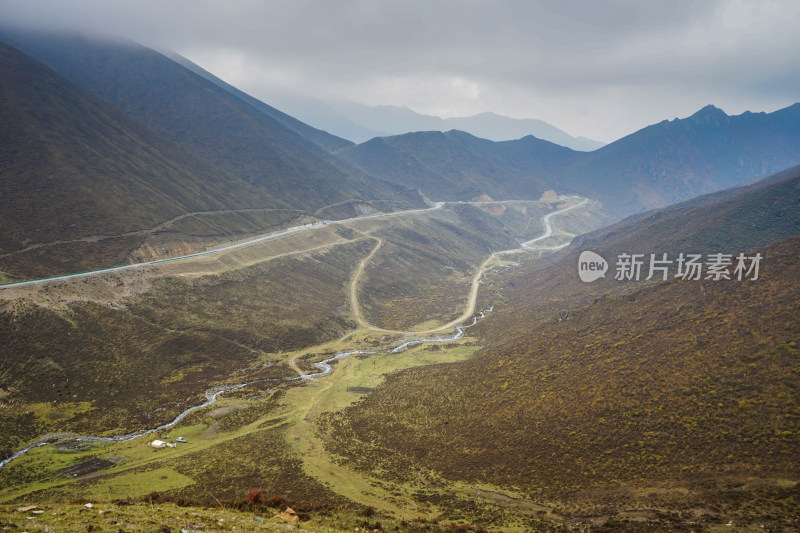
521, 196, 588, 248
0, 202, 446, 290
0, 195, 589, 471
348, 196, 589, 335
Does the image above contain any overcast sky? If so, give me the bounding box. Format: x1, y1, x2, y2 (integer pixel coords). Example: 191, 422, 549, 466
3, 0, 799, 142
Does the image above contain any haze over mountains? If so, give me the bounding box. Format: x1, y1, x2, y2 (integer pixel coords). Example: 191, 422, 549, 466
265, 93, 607, 150
2, 27, 800, 278
340, 104, 800, 212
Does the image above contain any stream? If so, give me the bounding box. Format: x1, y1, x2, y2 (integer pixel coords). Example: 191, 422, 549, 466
0, 306, 493, 470
1, 196, 587, 471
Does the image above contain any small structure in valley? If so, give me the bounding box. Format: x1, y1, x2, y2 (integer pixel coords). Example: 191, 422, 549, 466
273, 507, 299, 523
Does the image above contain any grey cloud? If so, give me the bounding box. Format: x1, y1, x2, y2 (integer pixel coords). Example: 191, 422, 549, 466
1, 0, 797, 141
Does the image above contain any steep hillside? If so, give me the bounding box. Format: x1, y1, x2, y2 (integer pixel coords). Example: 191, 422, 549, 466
165, 51, 354, 153
340, 104, 800, 218
0, 40, 282, 261
561, 104, 800, 212
321, 166, 800, 528
1, 29, 421, 213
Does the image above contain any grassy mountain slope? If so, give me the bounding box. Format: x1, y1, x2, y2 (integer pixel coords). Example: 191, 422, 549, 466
166, 51, 354, 153
2, 29, 421, 213
0, 198, 560, 449
321, 166, 800, 528
0, 40, 281, 259
337, 131, 551, 201
0, 235, 370, 452
356, 203, 546, 330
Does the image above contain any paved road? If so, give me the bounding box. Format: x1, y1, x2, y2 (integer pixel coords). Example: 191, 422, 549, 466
0, 196, 589, 470
0, 202, 445, 290
521, 196, 589, 248
348, 196, 589, 335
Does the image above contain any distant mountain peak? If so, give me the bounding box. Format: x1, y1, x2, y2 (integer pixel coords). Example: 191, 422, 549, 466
322, 100, 606, 150
687, 104, 729, 127
692, 104, 726, 115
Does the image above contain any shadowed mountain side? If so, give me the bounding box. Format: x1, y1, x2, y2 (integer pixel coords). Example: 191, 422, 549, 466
0, 40, 281, 256
1, 29, 422, 212
165, 51, 354, 153
337, 131, 552, 201
339, 105, 800, 217
558, 104, 800, 212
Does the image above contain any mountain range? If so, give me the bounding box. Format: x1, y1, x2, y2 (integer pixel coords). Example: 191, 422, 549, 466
275, 95, 607, 150
2, 27, 799, 279
340, 103, 800, 213
0, 29, 421, 213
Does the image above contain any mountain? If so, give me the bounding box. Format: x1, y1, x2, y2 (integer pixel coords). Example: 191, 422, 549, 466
445, 111, 605, 151
340, 103, 800, 217
164, 53, 354, 153
0, 29, 423, 214
559, 103, 800, 212
337, 130, 555, 201
280, 98, 606, 150
0, 40, 282, 259
322, 164, 800, 527
9, 29, 796, 222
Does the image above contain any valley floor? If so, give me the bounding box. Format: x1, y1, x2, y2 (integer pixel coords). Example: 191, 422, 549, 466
0, 197, 606, 531
3, 194, 796, 531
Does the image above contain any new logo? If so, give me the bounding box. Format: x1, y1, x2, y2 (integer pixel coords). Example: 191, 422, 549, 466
578, 251, 608, 282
